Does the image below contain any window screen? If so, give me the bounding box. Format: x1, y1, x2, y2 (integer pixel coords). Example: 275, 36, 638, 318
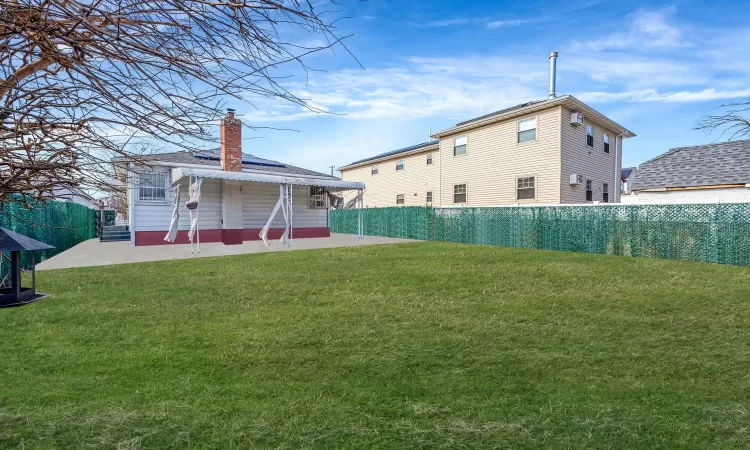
396, 194, 405, 204
604, 134, 610, 153
586, 125, 594, 147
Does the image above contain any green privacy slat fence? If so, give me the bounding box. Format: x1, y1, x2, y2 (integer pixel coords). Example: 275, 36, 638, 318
0, 198, 98, 270
330, 204, 750, 266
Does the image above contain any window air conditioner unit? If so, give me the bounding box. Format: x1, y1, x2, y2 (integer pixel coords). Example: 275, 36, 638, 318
570, 112, 584, 126
569, 174, 583, 185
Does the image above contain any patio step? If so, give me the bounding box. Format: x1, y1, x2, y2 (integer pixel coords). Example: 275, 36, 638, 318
100, 226, 131, 242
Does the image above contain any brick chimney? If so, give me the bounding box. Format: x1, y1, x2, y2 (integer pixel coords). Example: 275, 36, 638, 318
220, 109, 242, 172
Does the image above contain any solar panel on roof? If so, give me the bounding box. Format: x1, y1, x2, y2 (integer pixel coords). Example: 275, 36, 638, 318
195, 149, 285, 168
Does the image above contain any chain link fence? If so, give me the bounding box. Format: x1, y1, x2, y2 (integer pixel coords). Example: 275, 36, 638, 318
331, 204, 750, 266
0, 198, 98, 270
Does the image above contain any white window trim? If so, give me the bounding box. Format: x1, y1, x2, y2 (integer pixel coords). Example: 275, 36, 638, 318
427, 153, 433, 165
426, 191, 433, 203
603, 133, 610, 153
517, 115, 538, 144
136, 170, 170, 205
585, 179, 593, 202
515, 174, 538, 201
371, 165, 379, 175
453, 183, 468, 204
586, 124, 594, 147
396, 160, 405, 171
396, 194, 405, 205
602, 183, 610, 203
454, 135, 468, 157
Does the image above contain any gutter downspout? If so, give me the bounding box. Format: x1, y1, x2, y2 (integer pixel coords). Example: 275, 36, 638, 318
615, 134, 623, 203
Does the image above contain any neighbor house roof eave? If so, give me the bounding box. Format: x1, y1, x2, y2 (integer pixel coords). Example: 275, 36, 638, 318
430, 95, 636, 139
339, 142, 440, 171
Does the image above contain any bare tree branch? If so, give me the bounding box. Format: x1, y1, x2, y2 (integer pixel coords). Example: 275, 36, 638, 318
0, 0, 359, 203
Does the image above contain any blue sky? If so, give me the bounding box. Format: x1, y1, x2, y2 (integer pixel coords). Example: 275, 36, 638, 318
232, 0, 750, 175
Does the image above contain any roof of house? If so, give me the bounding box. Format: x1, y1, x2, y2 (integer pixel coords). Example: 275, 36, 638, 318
341, 141, 438, 169
621, 167, 636, 179
432, 95, 635, 139
133, 149, 338, 179
633, 140, 750, 190
455, 100, 546, 127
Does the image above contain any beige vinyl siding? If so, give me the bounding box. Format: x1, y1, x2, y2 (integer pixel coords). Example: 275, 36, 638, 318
560, 107, 622, 204
340, 149, 439, 207
438, 107, 562, 206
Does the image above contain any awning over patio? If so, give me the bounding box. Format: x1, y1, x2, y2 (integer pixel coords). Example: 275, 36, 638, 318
171, 167, 365, 190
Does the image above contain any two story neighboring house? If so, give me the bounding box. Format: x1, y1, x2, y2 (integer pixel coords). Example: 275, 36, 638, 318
339, 54, 635, 207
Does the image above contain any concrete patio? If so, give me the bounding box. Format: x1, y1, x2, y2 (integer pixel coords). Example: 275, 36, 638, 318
37, 234, 417, 270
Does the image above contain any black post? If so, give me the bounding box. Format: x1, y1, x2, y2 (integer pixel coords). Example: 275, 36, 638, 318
10, 250, 20, 300
31, 251, 36, 296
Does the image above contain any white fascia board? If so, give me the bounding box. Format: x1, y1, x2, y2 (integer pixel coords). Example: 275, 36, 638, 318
172, 167, 366, 190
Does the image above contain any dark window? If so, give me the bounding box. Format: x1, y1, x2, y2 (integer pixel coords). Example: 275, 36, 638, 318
426, 191, 433, 203
603, 134, 610, 153
602, 183, 609, 203
396, 160, 404, 171
371, 165, 378, 175
586, 180, 593, 202
427, 153, 433, 165
517, 177, 536, 200
453, 184, 467, 203
396, 194, 405, 204
586, 125, 594, 147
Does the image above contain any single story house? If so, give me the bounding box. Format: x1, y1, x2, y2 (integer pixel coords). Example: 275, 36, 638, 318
630, 140, 750, 204
119, 110, 365, 246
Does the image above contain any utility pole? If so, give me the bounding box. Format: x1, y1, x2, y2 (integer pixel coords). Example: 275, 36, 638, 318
328, 165, 335, 176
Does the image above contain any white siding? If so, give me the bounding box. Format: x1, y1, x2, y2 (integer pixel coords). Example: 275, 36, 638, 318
242, 182, 327, 228
133, 171, 221, 232
132, 167, 327, 232
625, 188, 750, 204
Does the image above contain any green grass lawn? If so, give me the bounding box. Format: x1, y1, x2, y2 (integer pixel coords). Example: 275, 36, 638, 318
2, 242, 750, 449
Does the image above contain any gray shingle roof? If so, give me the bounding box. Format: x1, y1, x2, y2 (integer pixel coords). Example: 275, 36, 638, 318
455, 100, 545, 127
345, 141, 437, 167
633, 140, 750, 190
140, 150, 337, 179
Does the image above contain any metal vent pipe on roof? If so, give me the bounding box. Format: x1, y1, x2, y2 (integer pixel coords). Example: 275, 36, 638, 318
548, 51, 558, 99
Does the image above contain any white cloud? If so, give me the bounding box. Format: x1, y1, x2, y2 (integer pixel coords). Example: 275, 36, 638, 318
422, 18, 472, 27
571, 8, 685, 52
241, 56, 546, 124
486, 19, 526, 28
